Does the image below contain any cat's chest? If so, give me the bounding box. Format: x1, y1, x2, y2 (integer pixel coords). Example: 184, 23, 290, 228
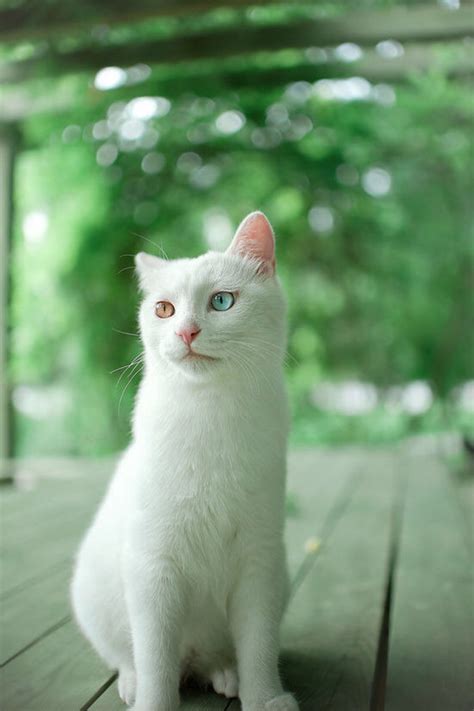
139, 392, 278, 471
130, 453, 246, 576
134, 403, 268, 527
129, 393, 285, 574
142, 441, 256, 512
132, 382, 287, 520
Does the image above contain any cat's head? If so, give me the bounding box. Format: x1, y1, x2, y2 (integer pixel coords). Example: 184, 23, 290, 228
135, 212, 286, 381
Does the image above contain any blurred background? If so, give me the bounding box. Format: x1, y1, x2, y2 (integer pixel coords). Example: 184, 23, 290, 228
0, 0, 473, 460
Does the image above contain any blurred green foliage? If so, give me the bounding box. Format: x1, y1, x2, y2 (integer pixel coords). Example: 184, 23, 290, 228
8, 48, 474, 455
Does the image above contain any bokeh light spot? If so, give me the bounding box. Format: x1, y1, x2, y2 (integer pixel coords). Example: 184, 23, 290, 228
362, 167, 392, 197
96, 143, 118, 166
94, 66, 127, 91
23, 211, 48, 245
334, 42, 363, 62
141, 152, 166, 175
215, 111, 246, 135
376, 40, 405, 59
203, 209, 233, 250
308, 206, 334, 234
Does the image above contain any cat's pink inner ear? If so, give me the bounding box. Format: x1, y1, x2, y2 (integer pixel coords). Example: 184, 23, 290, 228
228, 211, 276, 275
135, 252, 163, 271
135, 252, 165, 291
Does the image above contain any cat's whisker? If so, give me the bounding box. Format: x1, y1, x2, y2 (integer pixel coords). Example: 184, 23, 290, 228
113, 328, 140, 338
118, 360, 144, 415
224, 338, 285, 376
118, 265, 136, 275
244, 337, 295, 364
156, 244, 169, 260
230, 343, 280, 398
112, 351, 143, 374
226, 347, 266, 396
112, 353, 144, 388
232, 353, 259, 396
111, 363, 133, 374
132, 232, 169, 260
251, 337, 298, 366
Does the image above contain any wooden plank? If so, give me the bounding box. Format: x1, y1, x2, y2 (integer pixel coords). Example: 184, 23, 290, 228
0, 457, 113, 524
282, 451, 395, 710
2, 5, 473, 84
443, 442, 474, 550
285, 448, 363, 582
0, 459, 111, 596
0, 455, 108, 525
0, 563, 71, 666
228, 450, 396, 710
0, 620, 113, 710
1, 499, 95, 590
0, 458, 116, 709
385, 456, 474, 711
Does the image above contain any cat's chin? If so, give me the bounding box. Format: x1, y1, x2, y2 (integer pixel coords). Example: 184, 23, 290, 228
183, 351, 220, 363
168, 352, 223, 380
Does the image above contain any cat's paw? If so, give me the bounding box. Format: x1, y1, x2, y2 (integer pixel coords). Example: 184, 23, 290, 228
118, 667, 136, 706
211, 666, 239, 698
265, 693, 299, 711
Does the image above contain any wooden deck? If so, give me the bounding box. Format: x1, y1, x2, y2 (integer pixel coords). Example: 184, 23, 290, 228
0, 441, 472, 710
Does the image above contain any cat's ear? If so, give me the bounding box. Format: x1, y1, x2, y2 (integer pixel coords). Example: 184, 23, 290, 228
227, 211, 276, 276
135, 252, 166, 292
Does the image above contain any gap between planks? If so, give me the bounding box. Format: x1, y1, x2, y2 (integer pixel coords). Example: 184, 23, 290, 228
369, 452, 407, 711
80, 673, 118, 711
290, 464, 363, 601
0, 615, 71, 668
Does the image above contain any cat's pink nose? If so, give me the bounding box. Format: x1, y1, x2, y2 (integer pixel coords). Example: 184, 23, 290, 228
175, 326, 201, 346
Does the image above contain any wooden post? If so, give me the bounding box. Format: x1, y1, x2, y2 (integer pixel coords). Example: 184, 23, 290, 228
0, 128, 16, 469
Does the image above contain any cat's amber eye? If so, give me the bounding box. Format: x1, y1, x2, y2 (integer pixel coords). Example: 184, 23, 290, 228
155, 301, 175, 319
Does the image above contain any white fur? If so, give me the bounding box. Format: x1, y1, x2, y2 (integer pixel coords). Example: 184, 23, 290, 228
71, 213, 298, 711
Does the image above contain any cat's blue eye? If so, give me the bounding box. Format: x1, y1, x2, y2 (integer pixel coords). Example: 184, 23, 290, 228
211, 291, 235, 311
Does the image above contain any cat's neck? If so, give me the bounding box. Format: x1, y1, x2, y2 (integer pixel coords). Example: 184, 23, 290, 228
132, 354, 288, 450
140, 357, 282, 398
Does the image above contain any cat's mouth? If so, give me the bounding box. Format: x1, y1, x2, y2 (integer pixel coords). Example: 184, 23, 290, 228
183, 349, 219, 362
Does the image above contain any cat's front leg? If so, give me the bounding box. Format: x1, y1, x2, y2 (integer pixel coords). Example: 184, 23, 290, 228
229, 557, 299, 711
124, 543, 187, 711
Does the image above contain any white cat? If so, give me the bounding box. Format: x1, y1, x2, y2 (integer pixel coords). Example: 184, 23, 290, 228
71, 212, 299, 711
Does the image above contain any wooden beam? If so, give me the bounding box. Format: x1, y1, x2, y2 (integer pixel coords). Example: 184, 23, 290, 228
1, 4, 473, 85
1, 44, 472, 125
0, 0, 285, 43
